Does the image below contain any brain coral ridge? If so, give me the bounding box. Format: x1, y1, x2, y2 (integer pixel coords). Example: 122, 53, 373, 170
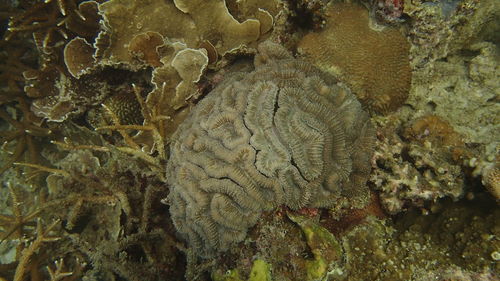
165, 42, 375, 257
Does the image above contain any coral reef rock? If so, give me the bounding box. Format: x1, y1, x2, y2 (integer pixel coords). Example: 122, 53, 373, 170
340, 199, 500, 281
297, 2, 411, 114
405, 0, 500, 68
370, 121, 466, 214
165, 42, 375, 257
406, 41, 499, 146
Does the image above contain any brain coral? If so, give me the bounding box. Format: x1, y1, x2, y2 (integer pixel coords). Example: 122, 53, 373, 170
165, 42, 375, 257
297, 2, 411, 114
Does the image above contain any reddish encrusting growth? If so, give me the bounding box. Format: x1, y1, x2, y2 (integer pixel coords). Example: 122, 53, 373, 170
320, 191, 386, 236
374, 0, 405, 23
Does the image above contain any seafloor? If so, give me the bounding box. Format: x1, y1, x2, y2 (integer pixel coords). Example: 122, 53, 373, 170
0, 0, 498, 280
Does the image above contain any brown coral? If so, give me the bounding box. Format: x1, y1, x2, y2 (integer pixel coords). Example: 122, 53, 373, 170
98, 0, 272, 67
404, 115, 469, 162
100, 90, 144, 125
0, 101, 51, 175
128, 31, 164, 67
404, 115, 463, 147
165, 42, 375, 257
63, 37, 96, 78
297, 2, 411, 114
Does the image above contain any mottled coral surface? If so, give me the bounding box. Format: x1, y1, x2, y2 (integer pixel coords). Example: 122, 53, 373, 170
166, 42, 375, 257
298, 2, 411, 114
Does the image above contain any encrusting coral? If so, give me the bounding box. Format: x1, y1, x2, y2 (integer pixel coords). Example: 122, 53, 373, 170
165, 41, 375, 257
404, 0, 500, 68
297, 1, 411, 114
370, 116, 467, 214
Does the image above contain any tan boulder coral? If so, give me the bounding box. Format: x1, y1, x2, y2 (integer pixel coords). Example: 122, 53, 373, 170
297, 2, 411, 114
165, 42, 375, 257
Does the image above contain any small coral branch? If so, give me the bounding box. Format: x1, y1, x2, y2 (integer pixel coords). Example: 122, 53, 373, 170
14, 162, 71, 180
51, 139, 110, 152
5, 0, 100, 51
0, 183, 42, 243
46, 258, 73, 281
99, 103, 141, 150
88, 84, 168, 177
0, 102, 51, 175
13, 219, 61, 281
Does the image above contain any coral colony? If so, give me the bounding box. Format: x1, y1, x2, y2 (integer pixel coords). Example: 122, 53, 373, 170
166, 42, 375, 257
0, 0, 498, 280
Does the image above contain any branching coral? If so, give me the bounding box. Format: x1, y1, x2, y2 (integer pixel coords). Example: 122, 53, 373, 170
12, 219, 61, 281
0, 101, 51, 175
0, 183, 41, 243
11, 123, 178, 279
6, 0, 101, 52
0, 39, 34, 104
166, 42, 375, 257
0, 181, 77, 281
297, 2, 411, 114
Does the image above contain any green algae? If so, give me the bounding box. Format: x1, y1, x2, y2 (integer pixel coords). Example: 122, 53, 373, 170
248, 259, 272, 281
288, 213, 343, 281
212, 259, 272, 281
